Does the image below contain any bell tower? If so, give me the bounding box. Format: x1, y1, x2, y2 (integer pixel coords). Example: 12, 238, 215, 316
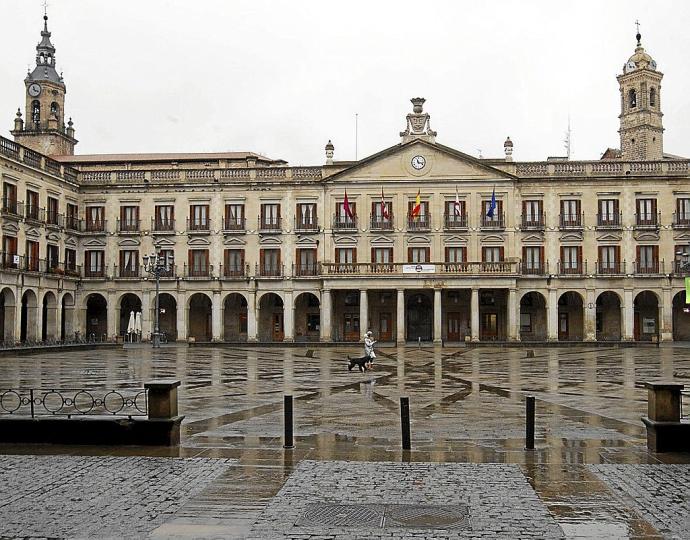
11, 11, 77, 156
617, 26, 663, 161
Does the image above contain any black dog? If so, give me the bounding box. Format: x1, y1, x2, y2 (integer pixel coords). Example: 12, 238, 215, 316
347, 355, 371, 372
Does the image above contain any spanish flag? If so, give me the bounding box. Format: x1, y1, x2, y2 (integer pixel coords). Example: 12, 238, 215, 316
411, 190, 422, 219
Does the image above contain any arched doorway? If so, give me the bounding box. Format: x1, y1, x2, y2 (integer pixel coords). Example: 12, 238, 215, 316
519, 292, 547, 341
41, 291, 57, 341
294, 292, 320, 342
406, 291, 432, 342
61, 293, 75, 341
634, 290, 659, 342
258, 293, 284, 342
223, 293, 247, 342
119, 293, 142, 337
672, 291, 690, 341
188, 293, 212, 341
85, 293, 107, 340
0, 287, 16, 343
20, 289, 38, 342
558, 291, 584, 341
596, 292, 621, 341
158, 293, 177, 342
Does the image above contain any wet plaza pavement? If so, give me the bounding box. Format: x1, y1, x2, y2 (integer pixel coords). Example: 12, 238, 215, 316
1, 344, 690, 539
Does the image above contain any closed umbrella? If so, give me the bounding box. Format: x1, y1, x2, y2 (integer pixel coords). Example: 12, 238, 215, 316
135, 311, 142, 342
126, 310, 135, 337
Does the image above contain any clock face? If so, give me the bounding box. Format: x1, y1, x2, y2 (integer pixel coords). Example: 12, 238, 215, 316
28, 83, 42, 97
625, 61, 637, 73
411, 155, 426, 170
650, 60, 657, 70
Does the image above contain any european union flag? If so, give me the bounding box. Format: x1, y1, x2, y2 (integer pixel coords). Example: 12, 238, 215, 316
487, 186, 496, 218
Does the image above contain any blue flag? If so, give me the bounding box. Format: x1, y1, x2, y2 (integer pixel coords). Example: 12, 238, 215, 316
487, 186, 496, 218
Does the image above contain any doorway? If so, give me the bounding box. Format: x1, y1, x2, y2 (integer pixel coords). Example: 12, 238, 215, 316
447, 312, 461, 341
480, 312, 498, 340
559, 312, 569, 340
379, 312, 392, 341
272, 313, 284, 342
343, 313, 359, 341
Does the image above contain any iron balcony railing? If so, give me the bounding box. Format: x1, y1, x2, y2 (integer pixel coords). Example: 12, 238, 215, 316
220, 263, 248, 278
1, 198, 23, 218
480, 212, 505, 229
634, 260, 664, 274
596, 261, 626, 275
46, 211, 63, 228
114, 265, 141, 279
84, 266, 106, 278
673, 212, 690, 228
596, 212, 622, 228
520, 213, 545, 230
407, 213, 431, 231
65, 216, 82, 232
519, 261, 549, 275
151, 218, 175, 233
332, 215, 358, 231
557, 260, 587, 275
293, 262, 320, 277
321, 261, 518, 275
83, 219, 107, 233
223, 216, 246, 232
184, 263, 213, 278
187, 218, 211, 232
24, 205, 45, 223
294, 217, 319, 232
256, 263, 284, 277
4, 256, 82, 277
443, 213, 468, 230
117, 218, 141, 233
559, 213, 584, 229
635, 212, 660, 228
258, 217, 281, 232
370, 215, 394, 231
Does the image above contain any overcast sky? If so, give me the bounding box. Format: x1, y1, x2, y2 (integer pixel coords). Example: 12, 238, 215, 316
1, 0, 689, 163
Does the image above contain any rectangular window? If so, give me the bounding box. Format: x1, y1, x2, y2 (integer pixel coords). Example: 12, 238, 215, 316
154, 205, 174, 231
47, 244, 59, 270
296, 203, 317, 229
158, 249, 174, 277
335, 247, 356, 264
223, 248, 245, 277
65, 248, 77, 273
408, 200, 430, 229
66, 203, 78, 229
260, 248, 281, 276
408, 247, 430, 263
560, 199, 581, 227
598, 199, 619, 225
119, 249, 139, 277
259, 203, 281, 230
85, 206, 105, 232
189, 204, 210, 230
371, 201, 393, 229
119, 206, 139, 231
335, 201, 356, 228
47, 197, 59, 225
637, 245, 659, 273
445, 200, 466, 222
2, 183, 17, 211
522, 246, 544, 272
188, 249, 209, 276
598, 245, 620, 273
636, 198, 657, 225
522, 200, 543, 226
224, 203, 245, 230
2, 236, 17, 268
560, 245, 583, 273
85, 250, 104, 277
677, 198, 690, 225
25, 240, 39, 271
482, 246, 504, 263
25, 190, 40, 220
296, 248, 317, 276
372, 247, 393, 263
445, 247, 466, 263
483, 199, 504, 221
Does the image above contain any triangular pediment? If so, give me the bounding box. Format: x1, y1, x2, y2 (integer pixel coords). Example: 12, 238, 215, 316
83, 238, 106, 248
118, 237, 141, 247
223, 236, 247, 246
295, 236, 317, 246
153, 237, 176, 248
325, 139, 515, 184
442, 235, 468, 246
64, 236, 77, 248
521, 234, 544, 244
25, 227, 41, 239
46, 232, 61, 243
188, 236, 211, 246
333, 235, 358, 245
596, 232, 623, 242
369, 235, 394, 245
1, 222, 19, 235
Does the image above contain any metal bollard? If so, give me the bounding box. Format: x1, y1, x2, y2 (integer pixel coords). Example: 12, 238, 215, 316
283, 395, 294, 449
400, 396, 411, 450
418, 336, 421, 349
525, 395, 535, 450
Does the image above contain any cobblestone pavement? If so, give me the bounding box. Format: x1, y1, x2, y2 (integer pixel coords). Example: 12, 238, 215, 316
0, 455, 232, 539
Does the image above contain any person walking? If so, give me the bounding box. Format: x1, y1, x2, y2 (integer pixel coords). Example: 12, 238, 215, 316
364, 330, 377, 369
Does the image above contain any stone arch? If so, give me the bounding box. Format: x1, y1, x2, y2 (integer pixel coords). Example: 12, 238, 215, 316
20, 289, 38, 342
157, 293, 178, 342
672, 291, 690, 341
223, 293, 248, 342
0, 287, 16, 343
519, 291, 547, 341
188, 292, 212, 341
558, 291, 584, 341
258, 293, 284, 342
634, 290, 659, 342
119, 293, 142, 337
294, 292, 320, 342
41, 290, 58, 341
85, 293, 108, 340
596, 291, 621, 341
60, 292, 75, 341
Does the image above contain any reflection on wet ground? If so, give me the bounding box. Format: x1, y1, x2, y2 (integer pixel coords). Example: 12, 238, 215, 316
1, 344, 689, 538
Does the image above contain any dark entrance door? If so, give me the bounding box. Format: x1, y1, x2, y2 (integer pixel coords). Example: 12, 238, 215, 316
559, 312, 569, 340
447, 312, 461, 341
379, 312, 392, 341
343, 313, 359, 341
272, 313, 284, 342
480, 312, 498, 340
406, 293, 432, 341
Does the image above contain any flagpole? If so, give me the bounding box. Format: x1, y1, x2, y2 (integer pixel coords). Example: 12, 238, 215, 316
355, 113, 358, 161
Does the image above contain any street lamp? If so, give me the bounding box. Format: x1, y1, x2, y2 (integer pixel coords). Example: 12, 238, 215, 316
142, 249, 173, 348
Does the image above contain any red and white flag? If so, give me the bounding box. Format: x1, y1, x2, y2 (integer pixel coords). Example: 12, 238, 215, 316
453, 186, 462, 216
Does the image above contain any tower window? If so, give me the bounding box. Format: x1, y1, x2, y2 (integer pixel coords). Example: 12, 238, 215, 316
628, 89, 637, 108
31, 100, 40, 127
50, 102, 60, 119
650, 87, 656, 107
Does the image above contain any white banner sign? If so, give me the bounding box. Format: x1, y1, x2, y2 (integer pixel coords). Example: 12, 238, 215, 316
402, 264, 435, 274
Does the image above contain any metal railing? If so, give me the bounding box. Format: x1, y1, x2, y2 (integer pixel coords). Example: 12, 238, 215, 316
220, 263, 248, 278
184, 263, 213, 278
407, 214, 431, 231
222, 217, 246, 232
84, 219, 107, 233
294, 217, 319, 232
84, 266, 107, 278
673, 212, 690, 228
635, 212, 660, 228
370, 215, 394, 231
117, 218, 141, 233
634, 260, 664, 274
596, 261, 626, 275
258, 217, 281, 232
557, 261, 587, 275
321, 261, 518, 275
596, 212, 622, 228
480, 212, 505, 229
332, 216, 358, 231
24, 205, 45, 223
151, 218, 175, 232
443, 213, 468, 229
519, 261, 548, 275
520, 213, 545, 230
114, 265, 141, 278
1, 198, 23, 218
559, 213, 584, 229
256, 263, 284, 277
187, 218, 211, 232
65, 216, 82, 232
46, 210, 63, 227
293, 263, 320, 277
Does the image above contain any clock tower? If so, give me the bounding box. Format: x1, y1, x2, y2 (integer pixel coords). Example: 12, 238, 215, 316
617, 29, 663, 161
11, 12, 77, 156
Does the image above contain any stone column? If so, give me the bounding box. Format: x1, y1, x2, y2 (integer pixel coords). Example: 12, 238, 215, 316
55, 299, 62, 340
470, 288, 479, 342
507, 288, 518, 341
35, 297, 43, 341
622, 289, 634, 341
247, 290, 257, 342
107, 291, 117, 341
584, 289, 596, 341
211, 291, 222, 341
283, 290, 294, 342
359, 289, 368, 340
321, 289, 332, 342
660, 288, 673, 342
547, 288, 558, 341
396, 289, 405, 344
142, 291, 151, 341
433, 288, 442, 343
176, 291, 187, 342
13, 289, 21, 344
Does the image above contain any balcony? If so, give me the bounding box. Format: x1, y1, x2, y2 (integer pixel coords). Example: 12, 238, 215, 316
84, 266, 107, 279
520, 213, 545, 231
634, 260, 664, 275
370, 215, 394, 231
65, 216, 82, 232
672, 212, 690, 229
293, 263, 320, 277
151, 218, 176, 234
519, 261, 549, 275
184, 263, 213, 278
256, 263, 284, 277
24, 205, 45, 224
222, 217, 246, 233
187, 218, 211, 233
332, 215, 358, 232
443, 213, 468, 230
220, 264, 248, 279
407, 213, 431, 232
114, 265, 141, 279
480, 212, 505, 230
557, 261, 586, 276
1, 199, 23, 220
157, 265, 177, 279
0, 252, 21, 270
294, 217, 319, 233
596, 212, 622, 229
596, 261, 626, 276
559, 213, 584, 230
635, 212, 660, 229
46, 211, 63, 229
321, 261, 518, 276
117, 219, 141, 234
258, 217, 281, 233
83, 219, 107, 234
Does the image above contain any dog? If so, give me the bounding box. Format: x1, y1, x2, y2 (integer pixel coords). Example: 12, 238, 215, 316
347, 355, 371, 372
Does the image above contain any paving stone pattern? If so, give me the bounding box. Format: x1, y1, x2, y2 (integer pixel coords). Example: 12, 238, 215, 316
0, 455, 232, 540
590, 464, 690, 540
247, 460, 565, 539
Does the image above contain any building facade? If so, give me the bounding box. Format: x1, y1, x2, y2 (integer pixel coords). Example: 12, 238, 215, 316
2, 18, 690, 345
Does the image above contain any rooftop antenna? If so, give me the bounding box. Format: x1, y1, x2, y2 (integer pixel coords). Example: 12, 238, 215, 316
563, 116, 572, 160
355, 113, 358, 161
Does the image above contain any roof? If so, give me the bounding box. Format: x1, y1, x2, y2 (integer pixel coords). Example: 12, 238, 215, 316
52, 151, 284, 164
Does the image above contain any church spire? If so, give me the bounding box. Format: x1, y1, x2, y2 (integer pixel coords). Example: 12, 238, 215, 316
27, 10, 63, 86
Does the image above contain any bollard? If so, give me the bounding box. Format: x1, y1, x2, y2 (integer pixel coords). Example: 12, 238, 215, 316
283, 395, 294, 449
418, 336, 421, 349
400, 396, 411, 450
525, 395, 535, 450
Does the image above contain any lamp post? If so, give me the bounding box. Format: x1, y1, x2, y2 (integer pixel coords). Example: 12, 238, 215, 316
142, 249, 173, 348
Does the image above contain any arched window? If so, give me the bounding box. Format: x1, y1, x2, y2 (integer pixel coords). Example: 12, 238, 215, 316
628, 88, 637, 108
31, 100, 40, 127
50, 102, 59, 119
650, 87, 656, 107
